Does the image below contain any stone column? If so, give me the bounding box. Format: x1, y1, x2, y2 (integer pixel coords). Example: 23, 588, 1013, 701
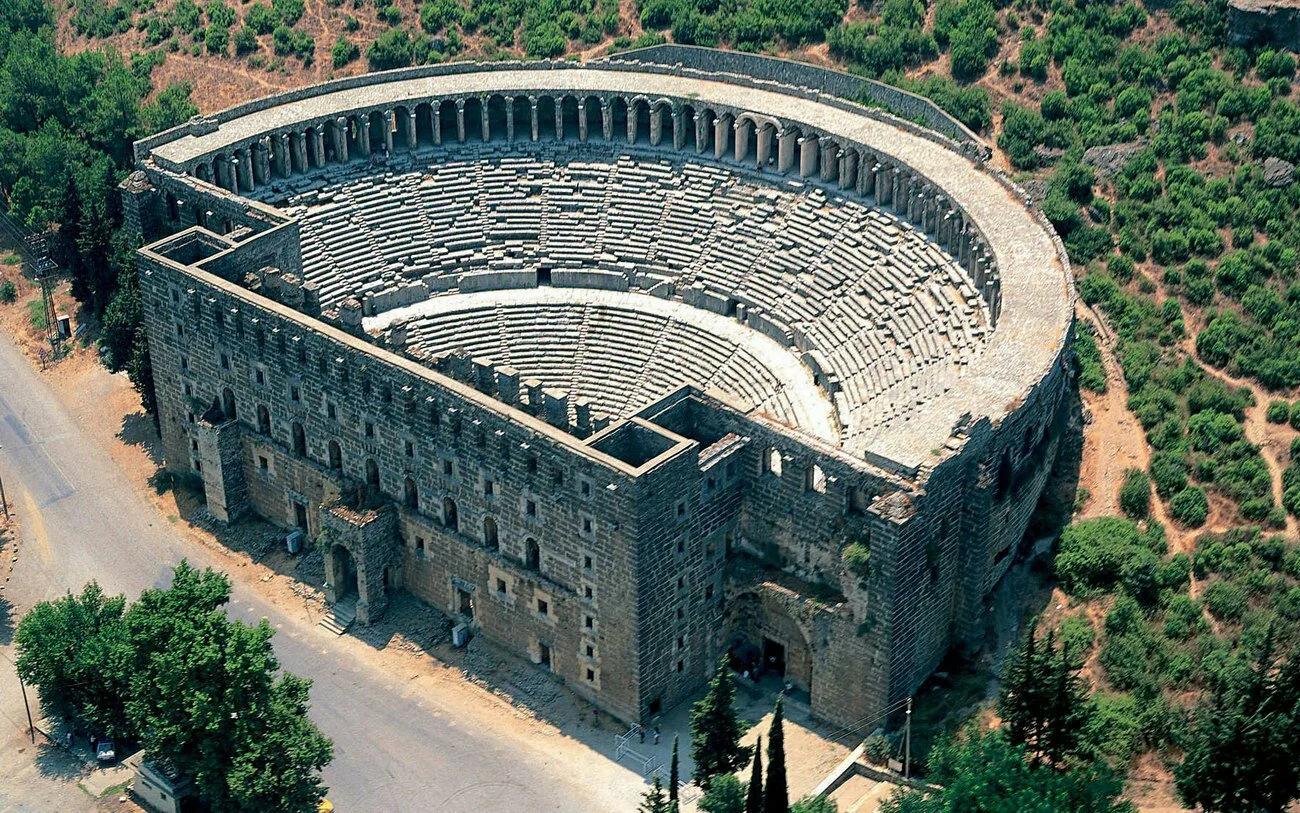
694, 110, 708, 153
650, 105, 664, 147
333, 117, 349, 163
713, 114, 731, 160
215, 157, 232, 191
433, 105, 443, 146
506, 103, 516, 142
253, 139, 271, 185
578, 101, 589, 142
734, 118, 751, 163
799, 136, 817, 178
455, 99, 466, 143
311, 129, 325, 168
819, 139, 838, 183
756, 124, 773, 168
601, 99, 613, 141
355, 116, 370, 157
238, 149, 254, 191
778, 129, 796, 173
482, 99, 492, 142
839, 149, 857, 190
276, 133, 291, 176
529, 97, 539, 142
626, 103, 638, 144
858, 159, 876, 197
405, 110, 417, 148
383, 110, 395, 152
553, 99, 563, 141
672, 108, 685, 150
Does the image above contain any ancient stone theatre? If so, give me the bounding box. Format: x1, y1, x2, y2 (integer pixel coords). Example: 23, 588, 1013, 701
123, 49, 1074, 729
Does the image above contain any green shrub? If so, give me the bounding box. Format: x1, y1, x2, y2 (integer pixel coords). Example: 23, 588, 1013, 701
1169, 486, 1210, 527
366, 28, 413, 69
1119, 468, 1151, 520
1202, 580, 1249, 621
1056, 517, 1162, 595
233, 25, 258, 55
1267, 400, 1291, 423
1290, 401, 1300, 430
271, 0, 304, 26
331, 35, 359, 68
524, 20, 567, 57
842, 541, 871, 579
244, 2, 279, 34
0, 280, 15, 304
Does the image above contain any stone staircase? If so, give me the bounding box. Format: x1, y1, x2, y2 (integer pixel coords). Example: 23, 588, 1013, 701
318, 596, 357, 635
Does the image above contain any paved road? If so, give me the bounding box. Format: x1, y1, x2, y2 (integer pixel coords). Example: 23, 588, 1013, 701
0, 331, 632, 812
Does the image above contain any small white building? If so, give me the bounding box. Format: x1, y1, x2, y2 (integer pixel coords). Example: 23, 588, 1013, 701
126, 753, 193, 813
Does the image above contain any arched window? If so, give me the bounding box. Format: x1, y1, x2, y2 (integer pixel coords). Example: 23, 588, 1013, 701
403, 477, 419, 511
805, 464, 826, 494
256, 404, 271, 435
365, 458, 380, 490
483, 516, 499, 551
443, 497, 459, 532
525, 537, 540, 571
291, 422, 306, 457
328, 440, 343, 471
221, 387, 237, 422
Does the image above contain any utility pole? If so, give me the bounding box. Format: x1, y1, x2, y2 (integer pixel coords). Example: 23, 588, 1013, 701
19, 673, 35, 744
903, 696, 913, 779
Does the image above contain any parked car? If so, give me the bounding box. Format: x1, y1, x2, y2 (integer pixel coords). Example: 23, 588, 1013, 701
95, 739, 116, 764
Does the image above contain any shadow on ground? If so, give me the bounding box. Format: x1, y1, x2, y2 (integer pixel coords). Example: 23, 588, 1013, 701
117, 411, 163, 467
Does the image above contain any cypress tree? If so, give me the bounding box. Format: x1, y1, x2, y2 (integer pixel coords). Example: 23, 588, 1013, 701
745, 736, 763, 813
669, 734, 680, 811
999, 625, 1046, 754
764, 697, 788, 813
690, 656, 750, 789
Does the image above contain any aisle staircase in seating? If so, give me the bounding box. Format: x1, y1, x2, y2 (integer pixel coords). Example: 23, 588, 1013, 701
318, 596, 357, 635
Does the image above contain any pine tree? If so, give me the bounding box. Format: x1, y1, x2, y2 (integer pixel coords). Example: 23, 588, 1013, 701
1042, 640, 1088, 767
745, 736, 764, 813
764, 697, 788, 813
640, 775, 670, 813
690, 656, 750, 789
669, 734, 680, 811
999, 625, 1044, 751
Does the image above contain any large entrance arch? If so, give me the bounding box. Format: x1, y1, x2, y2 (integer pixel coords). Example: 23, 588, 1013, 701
725, 588, 815, 695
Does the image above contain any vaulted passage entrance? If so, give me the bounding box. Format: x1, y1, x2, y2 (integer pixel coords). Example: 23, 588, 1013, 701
333, 544, 358, 599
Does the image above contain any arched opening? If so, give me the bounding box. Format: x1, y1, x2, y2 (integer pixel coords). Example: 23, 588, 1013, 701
463, 96, 484, 141
393, 105, 412, 149
483, 516, 499, 551
256, 404, 271, 434
610, 97, 629, 144
724, 591, 815, 698
630, 98, 651, 144
403, 476, 419, 510
332, 544, 358, 599
328, 439, 343, 471
165, 192, 179, 222
305, 126, 321, 167
365, 457, 380, 490
346, 115, 363, 156
758, 122, 777, 169
438, 99, 459, 144
680, 104, 698, 148
443, 496, 459, 532
486, 94, 509, 142
415, 102, 434, 145
536, 96, 557, 141
561, 95, 581, 140
511, 95, 532, 140
525, 537, 540, 571
221, 387, 237, 422
292, 422, 307, 457
368, 110, 387, 153
582, 96, 602, 141
805, 463, 826, 494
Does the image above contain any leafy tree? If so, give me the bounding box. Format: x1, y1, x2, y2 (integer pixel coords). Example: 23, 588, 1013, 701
641, 775, 671, 813
764, 697, 787, 813
700, 774, 747, 813
331, 36, 360, 69
1267, 400, 1291, 424
15, 582, 133, 739
790, 798, 837, 813
691, 657, 750, 789
1056, 517, 1163, 595
367, 28, 414, 70
880, 726, 1133, 813
1170, 486, 1210, 527
1176, 632, 1300, 812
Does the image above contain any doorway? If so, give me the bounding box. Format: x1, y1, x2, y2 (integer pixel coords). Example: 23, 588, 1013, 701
457, 587, 475, 620
294, 501, 309, 532
762, 637, 786, 677
333, 545, 358, 599
539, 642, 552, 669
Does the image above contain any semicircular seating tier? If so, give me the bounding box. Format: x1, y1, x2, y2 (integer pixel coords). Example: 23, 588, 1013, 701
268, 142, 990, 449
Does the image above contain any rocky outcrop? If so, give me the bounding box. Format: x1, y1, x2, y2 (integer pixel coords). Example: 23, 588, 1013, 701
1228, 0, 1300, 49
1264, 156, 1296, 188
